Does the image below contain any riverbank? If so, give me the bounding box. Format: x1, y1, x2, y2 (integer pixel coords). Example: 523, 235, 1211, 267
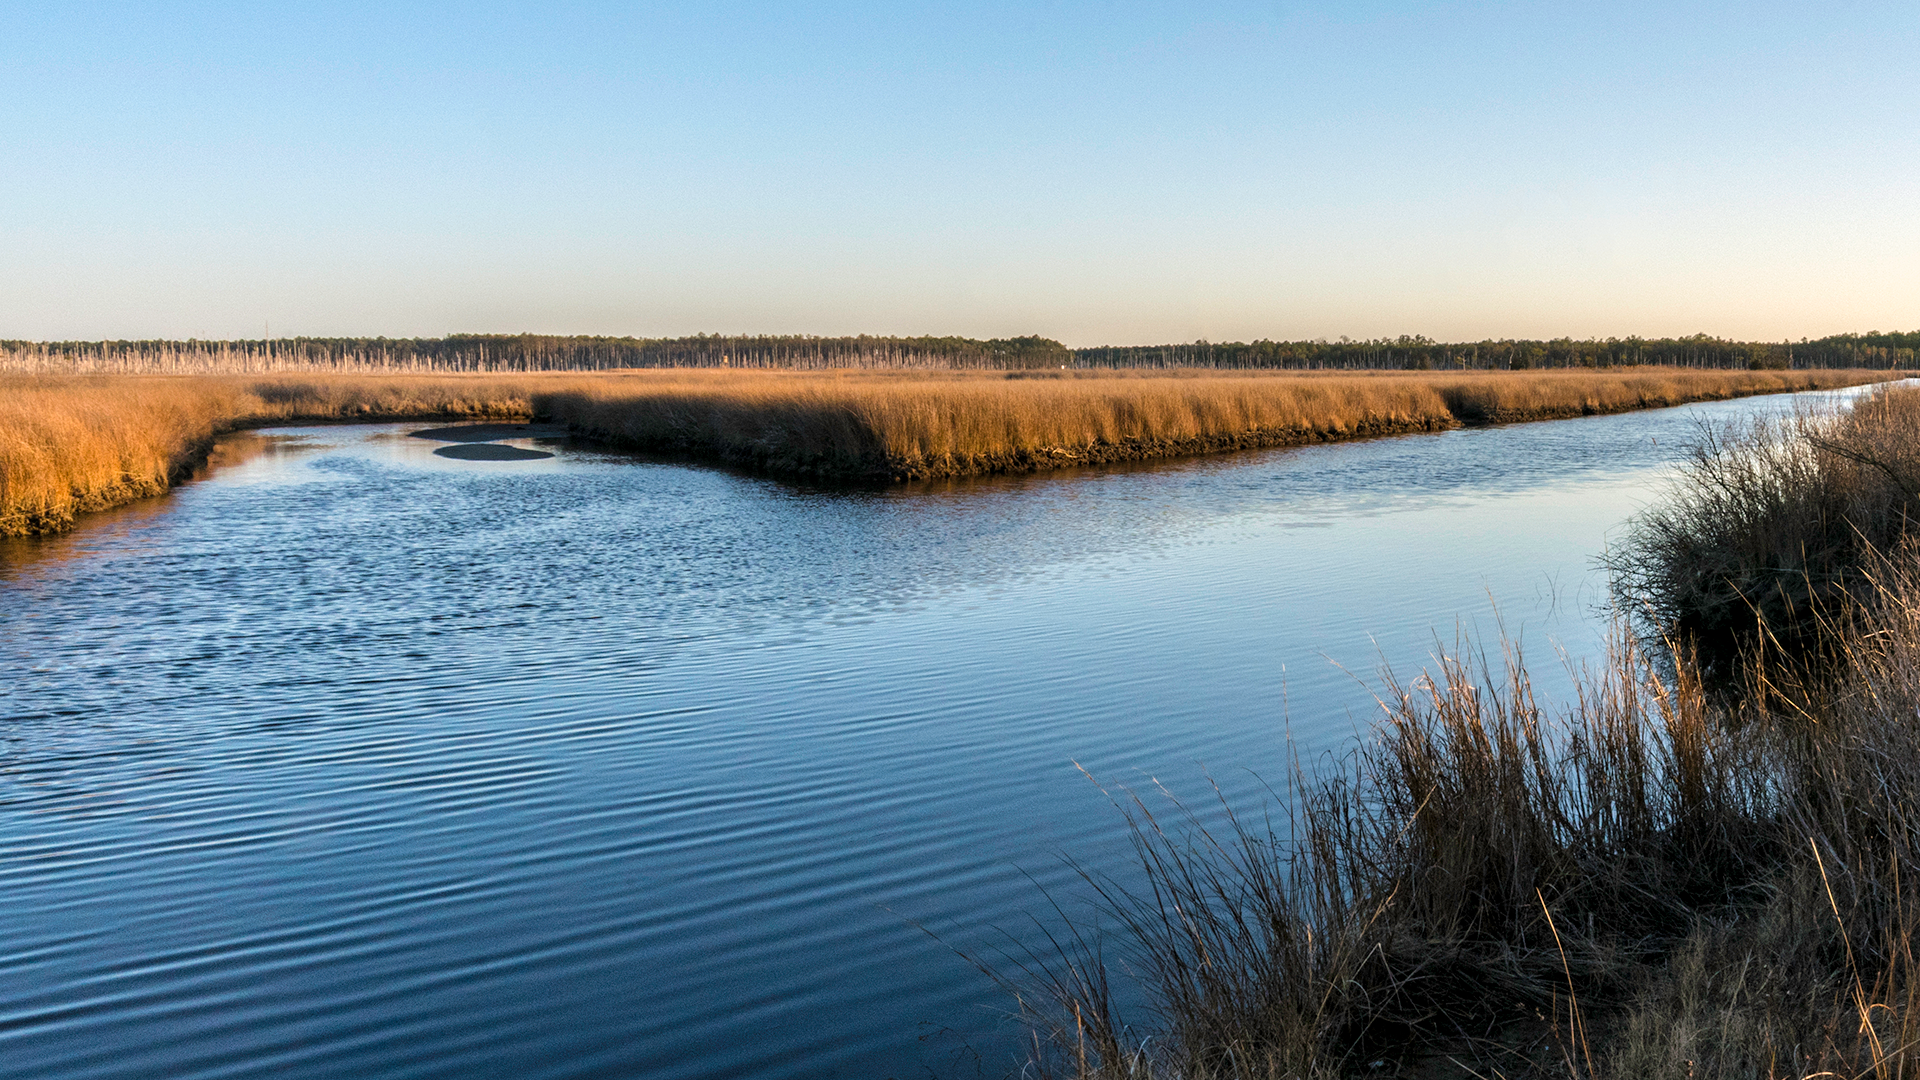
544, 367, 1891, 481
1013, 384, 1920, 1079
0, 367, 1893, 536
0, 375, 540, 535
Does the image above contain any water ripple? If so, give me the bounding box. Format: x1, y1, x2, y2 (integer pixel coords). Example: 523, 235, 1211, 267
0, 391, 1873, 1079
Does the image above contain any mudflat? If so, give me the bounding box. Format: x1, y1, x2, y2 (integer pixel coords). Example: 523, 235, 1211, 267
432, 443, 555, 461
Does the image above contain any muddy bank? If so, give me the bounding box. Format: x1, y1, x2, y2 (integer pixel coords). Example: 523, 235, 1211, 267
886, 415, 1457, 480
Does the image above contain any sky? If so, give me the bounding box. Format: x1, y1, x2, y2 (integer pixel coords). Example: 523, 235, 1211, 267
1, 1, 1916, 347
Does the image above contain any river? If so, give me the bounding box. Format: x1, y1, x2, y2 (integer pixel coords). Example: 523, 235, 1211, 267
0, 387, 1860, 1079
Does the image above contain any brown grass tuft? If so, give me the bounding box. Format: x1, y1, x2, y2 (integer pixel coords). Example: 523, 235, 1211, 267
1606, 384, 1920, 686
997, 630, 1771, 1079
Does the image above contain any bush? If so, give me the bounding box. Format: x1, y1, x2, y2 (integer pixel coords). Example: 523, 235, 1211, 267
1604, 386, 1920, 686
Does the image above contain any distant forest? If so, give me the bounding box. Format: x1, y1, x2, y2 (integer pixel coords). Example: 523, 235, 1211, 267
4, 331, 1918, 374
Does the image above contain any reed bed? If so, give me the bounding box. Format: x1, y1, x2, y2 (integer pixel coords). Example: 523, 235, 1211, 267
544, 367, 1885, 481
0, 374, 542, 535
0, 367, 1890, 537
1607, 385, 1920, 685
1003, 385, 1920, 1079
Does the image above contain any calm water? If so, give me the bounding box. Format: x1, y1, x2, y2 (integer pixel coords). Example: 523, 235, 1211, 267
0, 390, 1859, 1079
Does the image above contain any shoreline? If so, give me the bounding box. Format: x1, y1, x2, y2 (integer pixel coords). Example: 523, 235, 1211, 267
1012, 383, 1920, 1079
556, 369, 1892, 482
0, 368, 1895, 537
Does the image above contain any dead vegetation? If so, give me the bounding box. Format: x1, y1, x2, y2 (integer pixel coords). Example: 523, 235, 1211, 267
1606, 386, 1920, 686
0, 367, 1890, 537
998, 386, 1920, 1079
0, 374, 539, 535
544, 367, 1883, 480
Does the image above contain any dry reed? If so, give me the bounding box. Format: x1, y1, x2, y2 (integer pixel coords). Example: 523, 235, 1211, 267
994, 631, 1770, 1080
1607, 384, 1920, 685
0, 367, 1890, 537
0, 374, 543, 535
544, 367, 1886, 481
1001, 621, 1920, 1079
1001, 385, 1920, 1079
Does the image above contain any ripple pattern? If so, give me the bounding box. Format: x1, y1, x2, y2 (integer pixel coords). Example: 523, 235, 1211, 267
0, 393, 1870, 1079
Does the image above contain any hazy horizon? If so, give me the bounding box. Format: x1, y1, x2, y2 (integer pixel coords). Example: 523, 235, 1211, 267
4, 2, 1915, 348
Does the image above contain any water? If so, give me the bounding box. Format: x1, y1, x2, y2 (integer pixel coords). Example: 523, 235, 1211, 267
0, 389, 1860, 1079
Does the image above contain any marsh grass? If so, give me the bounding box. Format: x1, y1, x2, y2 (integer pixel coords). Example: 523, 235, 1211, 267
1004, 614, 1920, 1079
997, 632, 1772, 1079
0, 367, 1888, 536
1606, 385, 1920, 686
0, 374, 542, 535
543, 367, 1884, 481
1003, 388, 1920, 1079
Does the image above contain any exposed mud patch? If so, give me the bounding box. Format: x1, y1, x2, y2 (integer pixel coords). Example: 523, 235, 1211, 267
432, 443, 555, 461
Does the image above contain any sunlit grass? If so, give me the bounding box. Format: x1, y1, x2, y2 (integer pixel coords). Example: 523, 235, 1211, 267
546, 366, 1889, 479
0, 374, 540, 535
0, 367, 1891, 536
1001, 383, 1920, 1080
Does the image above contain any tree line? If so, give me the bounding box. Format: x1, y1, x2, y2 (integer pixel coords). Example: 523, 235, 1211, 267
1076, 332, 1920, 371
3, 331, 1915, 374
0, 334, 1073, 374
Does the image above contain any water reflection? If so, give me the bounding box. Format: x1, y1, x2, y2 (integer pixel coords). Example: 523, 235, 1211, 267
0, 387, 1877, 1080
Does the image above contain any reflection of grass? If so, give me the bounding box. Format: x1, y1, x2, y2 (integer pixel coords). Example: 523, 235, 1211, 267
1004, 387, 1920, 1080
0, 367, 1890, 536
0, 374, 539, 535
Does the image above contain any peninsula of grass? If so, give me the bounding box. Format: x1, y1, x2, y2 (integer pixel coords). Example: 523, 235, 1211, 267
545, 366, 1887, 481
0, 366, 1892, 537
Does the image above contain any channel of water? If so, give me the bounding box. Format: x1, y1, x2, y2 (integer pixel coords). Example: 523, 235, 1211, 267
0, 387, 1863, 1079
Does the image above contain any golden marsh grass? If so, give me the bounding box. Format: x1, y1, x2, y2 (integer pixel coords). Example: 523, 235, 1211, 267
0, 366, 1892, 536
0, 374, 542, 535
545, 366, 1891, 479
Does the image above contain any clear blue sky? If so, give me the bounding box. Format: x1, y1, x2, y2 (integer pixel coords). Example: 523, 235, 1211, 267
3, 2, 1915, 346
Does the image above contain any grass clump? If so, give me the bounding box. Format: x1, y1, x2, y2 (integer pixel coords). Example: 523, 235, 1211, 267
1010, 623, 1920, 1079
1606, 386, 1920, 685
1001, 386, 1920, 1079
1002, 637, 1775, 1079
